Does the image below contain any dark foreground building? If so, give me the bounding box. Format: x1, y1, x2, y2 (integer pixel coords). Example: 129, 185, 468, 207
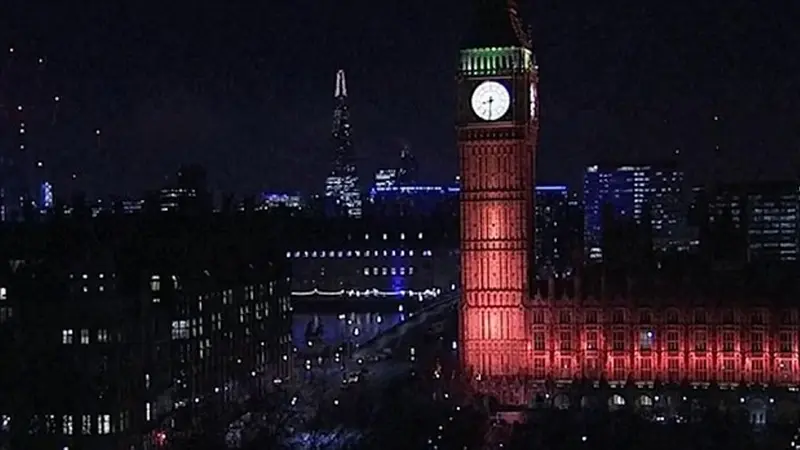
0, 215, 291, 450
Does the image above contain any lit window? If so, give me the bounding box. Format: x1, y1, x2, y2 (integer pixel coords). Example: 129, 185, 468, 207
81, 414, 91, 434
97, 329, 109, 343
400, 233, 405, 240
150, 275, 160, 292
171, 320, 189, 340
97, 414, 111, 434
80, 329, 89, 344
363, 268, 369, 275
62, 415, 73, 435
0, 287, 6, 300
62, 329, 74, 344
418, 232, 423, 239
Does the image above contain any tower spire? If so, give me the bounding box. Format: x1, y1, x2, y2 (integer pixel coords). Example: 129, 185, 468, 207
325, 69, 361, 218
463, 0, 531, 49
334, 69, 347, 98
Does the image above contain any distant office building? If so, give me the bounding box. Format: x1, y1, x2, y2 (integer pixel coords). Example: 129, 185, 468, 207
373, 169, 398, 190
120, 199, 145, 215
535, 186, 575, 277
584, 162, 685, 260
286, 217, 459, 305
159, 165, 211, 214
39, 181, 54, 211
710, 182, 800, 262
367, 184, 459, 217
324, 70, 362, 218
373, 145, 419, 193
258, 193, 305, 212
397, 145, 418, 185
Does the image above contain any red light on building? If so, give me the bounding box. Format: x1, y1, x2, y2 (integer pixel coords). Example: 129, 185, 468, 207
525, 298, 800, 386
153, 430, 167, 447
457, 1, 539, 390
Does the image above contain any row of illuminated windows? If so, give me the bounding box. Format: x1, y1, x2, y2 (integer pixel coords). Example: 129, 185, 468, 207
172, 317, 226, 340
535, 330, 791, 353
288, 249, 433, 258
172, 305, 269, 339
255, 302, 269, 320
62, 329, 109, 344
533, 309, 784, 325
535, 358, 783, 380
362, 267, 416, 276
43, 413, 119, 435
69, 273, 114, 280
157, 282, 270, 306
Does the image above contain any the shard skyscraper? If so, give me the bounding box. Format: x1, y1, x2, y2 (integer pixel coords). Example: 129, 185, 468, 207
324, 69, 362, 218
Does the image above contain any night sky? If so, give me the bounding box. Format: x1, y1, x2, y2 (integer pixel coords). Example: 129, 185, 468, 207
1, 0, 798, 197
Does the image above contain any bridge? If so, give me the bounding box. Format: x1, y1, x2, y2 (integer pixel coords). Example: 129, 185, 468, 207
351, 290, 459, 360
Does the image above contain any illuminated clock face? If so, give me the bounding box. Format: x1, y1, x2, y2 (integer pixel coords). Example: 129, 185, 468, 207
470, 81, 510, 121
530, 84, 537, 118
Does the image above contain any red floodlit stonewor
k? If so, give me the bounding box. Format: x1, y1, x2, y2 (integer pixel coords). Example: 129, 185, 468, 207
457, 0, 538, 385
456, 1, 800, 408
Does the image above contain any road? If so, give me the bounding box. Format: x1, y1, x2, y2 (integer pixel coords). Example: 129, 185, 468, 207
224, 292, 460, 448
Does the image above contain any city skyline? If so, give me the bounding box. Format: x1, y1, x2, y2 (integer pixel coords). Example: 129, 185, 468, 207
1, 0, 798, 198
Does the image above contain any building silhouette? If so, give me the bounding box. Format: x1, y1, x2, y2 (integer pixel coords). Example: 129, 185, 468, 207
324, 70, 362, 218
584, 162, 686, 260
0, 215, 292, 449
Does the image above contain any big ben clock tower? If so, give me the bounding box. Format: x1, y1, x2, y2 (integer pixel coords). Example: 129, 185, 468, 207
457, 0, 539, 393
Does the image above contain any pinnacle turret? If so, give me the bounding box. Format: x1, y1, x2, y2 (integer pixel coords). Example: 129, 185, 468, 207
463, 0, 531, 49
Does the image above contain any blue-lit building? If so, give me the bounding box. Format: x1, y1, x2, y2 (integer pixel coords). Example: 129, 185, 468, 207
286, 217, 459, 309
39, 181, 54, 211
285, 216, 459, 357
373, 169, 397, 190
258, 193, 305, 212
367, 185, 459, 217
584, 162, 686, 260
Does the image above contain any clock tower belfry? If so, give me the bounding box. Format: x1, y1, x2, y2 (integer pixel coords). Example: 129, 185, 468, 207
457, 0, 539, 395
